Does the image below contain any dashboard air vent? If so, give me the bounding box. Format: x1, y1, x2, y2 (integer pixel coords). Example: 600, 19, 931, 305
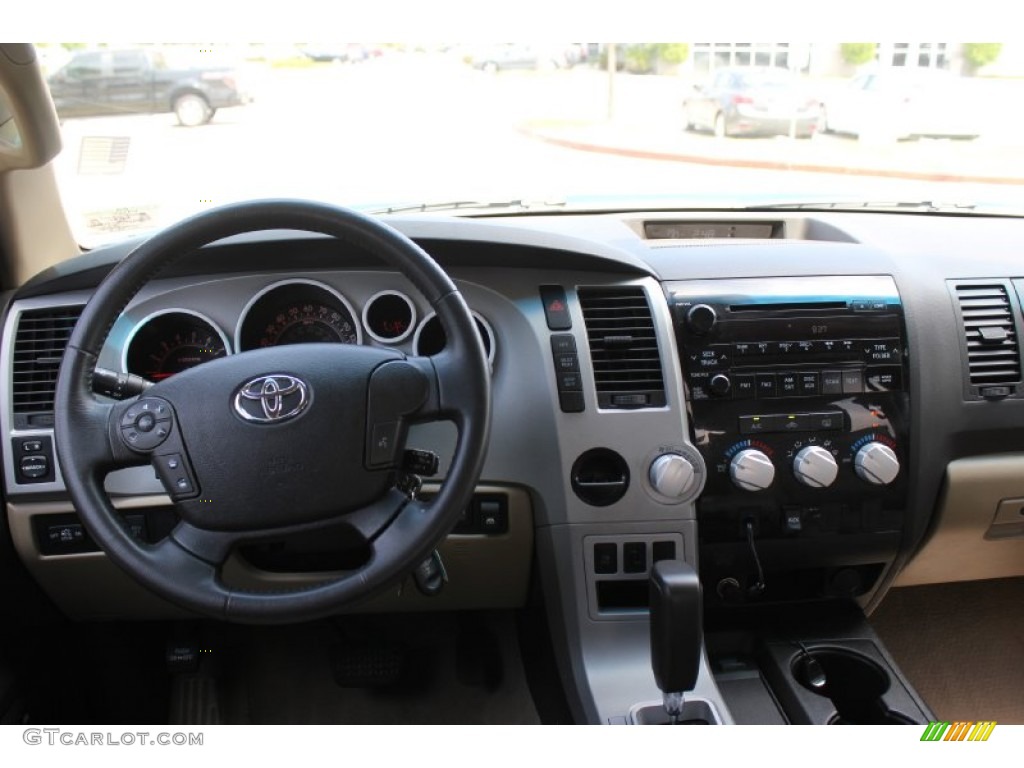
578, 286, 666, 409
12, 306, 83, 415
953, 284, 1020, 386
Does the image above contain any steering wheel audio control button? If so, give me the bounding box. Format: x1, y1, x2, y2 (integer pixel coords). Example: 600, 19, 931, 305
119, 397, 175, 452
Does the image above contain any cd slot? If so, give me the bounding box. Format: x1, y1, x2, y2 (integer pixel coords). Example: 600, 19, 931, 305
728, 301, 849, 313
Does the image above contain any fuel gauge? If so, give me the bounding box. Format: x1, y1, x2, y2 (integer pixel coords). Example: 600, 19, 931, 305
362, 290, 416, 343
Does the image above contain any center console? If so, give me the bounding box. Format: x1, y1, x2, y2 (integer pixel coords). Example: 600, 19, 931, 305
667, 276, 909, 606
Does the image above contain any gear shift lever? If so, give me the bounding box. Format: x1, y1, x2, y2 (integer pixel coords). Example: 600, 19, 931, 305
649, 559, 703, 724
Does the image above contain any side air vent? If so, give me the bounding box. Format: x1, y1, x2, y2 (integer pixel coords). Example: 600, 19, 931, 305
953, 283, 1021, 393
11, 306, 83, 415
578, 286, 666, 409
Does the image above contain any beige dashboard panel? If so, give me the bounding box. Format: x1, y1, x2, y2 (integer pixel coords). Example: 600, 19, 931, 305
896, 454, 1024, 586
7, 485, 532, 620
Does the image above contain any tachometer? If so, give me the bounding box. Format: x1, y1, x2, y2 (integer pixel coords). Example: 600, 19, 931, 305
237, 280, 361, 351
124, 310, 229, 382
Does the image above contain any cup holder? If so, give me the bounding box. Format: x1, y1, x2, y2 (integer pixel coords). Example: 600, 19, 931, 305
791, 647, 911, 725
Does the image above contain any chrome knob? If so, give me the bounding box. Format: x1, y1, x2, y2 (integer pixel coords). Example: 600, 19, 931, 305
793, 445, 839, 488
855, 442, 900, 485
649, 453, 697, 499
730, 449, 775, 492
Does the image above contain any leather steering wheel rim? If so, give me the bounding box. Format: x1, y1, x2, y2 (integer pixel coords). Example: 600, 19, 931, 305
54, 199, 491, 624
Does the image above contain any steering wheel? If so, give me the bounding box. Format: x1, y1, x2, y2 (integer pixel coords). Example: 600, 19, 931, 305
54, 200, 491, 624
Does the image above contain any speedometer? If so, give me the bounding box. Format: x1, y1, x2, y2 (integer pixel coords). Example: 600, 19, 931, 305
125, 310, 229, 382
237, 280, 361, 352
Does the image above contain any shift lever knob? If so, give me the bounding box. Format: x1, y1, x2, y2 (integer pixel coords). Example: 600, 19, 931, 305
649, 559, 703, 717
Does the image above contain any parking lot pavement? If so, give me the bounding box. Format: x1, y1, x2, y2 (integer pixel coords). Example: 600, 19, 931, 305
520, 119, 1024, 185
518, 72, 1024, 186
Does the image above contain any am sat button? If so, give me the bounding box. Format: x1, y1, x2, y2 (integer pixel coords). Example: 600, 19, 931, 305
778, 372, 799, 396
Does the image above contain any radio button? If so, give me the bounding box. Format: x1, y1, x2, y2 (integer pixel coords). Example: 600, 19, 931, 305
779, 372, 800, 396
796, 341, 815, 354
733, 342, 755, 356
839, 340, 857, 355
821, 370, 843, 395
864, 339, 902, 364
866, 366, 903, 391
695, 346, 730, 370
799, 372, 819, 396
818, 339, 839, 355
734, 374, 757, 398
755, 373, 777, 398
774, 341, 797, 355
841, 369, 864, 394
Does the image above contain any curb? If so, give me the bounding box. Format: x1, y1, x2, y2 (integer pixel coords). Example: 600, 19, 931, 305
519, 126, 1024, 187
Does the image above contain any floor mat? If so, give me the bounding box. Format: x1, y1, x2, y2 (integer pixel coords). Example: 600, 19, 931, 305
208, 612, 541, 724
870, 577, 1024, 724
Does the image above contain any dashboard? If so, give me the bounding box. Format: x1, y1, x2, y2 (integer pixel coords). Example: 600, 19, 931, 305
2, 207, 1024, 722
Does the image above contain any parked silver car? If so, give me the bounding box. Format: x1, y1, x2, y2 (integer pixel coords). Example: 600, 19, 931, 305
684, 67, 819, 139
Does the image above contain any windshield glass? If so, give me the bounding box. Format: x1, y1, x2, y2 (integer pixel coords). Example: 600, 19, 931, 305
35, 39, 1024, 247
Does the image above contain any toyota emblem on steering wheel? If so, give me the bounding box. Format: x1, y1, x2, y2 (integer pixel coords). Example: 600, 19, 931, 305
234, 374, 310, 423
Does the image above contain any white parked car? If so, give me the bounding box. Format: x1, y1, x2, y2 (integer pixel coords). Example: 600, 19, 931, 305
819, 69, 983, 140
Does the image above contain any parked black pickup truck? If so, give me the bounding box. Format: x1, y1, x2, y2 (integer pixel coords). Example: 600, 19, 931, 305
47, 48, 251, 126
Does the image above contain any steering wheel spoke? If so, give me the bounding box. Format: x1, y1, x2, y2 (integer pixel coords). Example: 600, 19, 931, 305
168, 520, 240, 566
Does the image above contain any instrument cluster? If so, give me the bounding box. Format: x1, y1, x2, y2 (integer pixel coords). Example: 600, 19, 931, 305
122, 278, 494, 383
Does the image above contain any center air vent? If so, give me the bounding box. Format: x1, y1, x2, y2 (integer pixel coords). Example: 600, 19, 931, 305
952, 283, 1021, 394
578, 286, 666, 409
12, 306, 83, 416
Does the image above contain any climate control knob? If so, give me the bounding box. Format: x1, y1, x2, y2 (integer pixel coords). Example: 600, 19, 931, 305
649, 453, 697, 499
730, 449, 775, 492
793, 446, 839, 488
854, 442, 900, 485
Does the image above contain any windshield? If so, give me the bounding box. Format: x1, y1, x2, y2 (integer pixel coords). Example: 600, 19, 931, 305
34, 40, 1024, 247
